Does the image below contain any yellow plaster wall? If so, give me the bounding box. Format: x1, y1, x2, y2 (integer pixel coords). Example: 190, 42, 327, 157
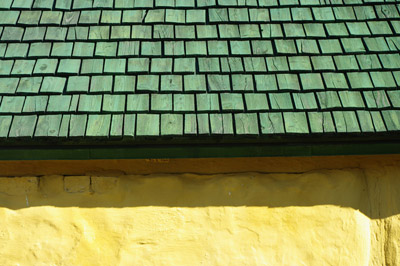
0, 162, 400, 265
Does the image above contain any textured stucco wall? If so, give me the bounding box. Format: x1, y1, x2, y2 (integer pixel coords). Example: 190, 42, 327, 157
0, 164, 399, 265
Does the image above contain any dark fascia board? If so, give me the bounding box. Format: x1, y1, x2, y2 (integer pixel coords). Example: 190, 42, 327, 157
0, 140, 399, 160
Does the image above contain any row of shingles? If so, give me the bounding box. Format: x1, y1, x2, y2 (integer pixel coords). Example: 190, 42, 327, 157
1, 5, 399, 26
1, 0, 398, 10
2, 23, 395, 41
0, 111, 298, 138
1, 57, 400, 89
0, 9, 207, 26
1, 47, 399, 69
0, 57, 399, 93
0, 52, 399, 100
0, 33, 395, 57
1, 21, 399, 54
207, 5, 400, 23
1, 36, 399, 78
0, 6, 398, 41
1, 23, 398, 55
0, 0, 150, 10
1, 38, 399, 75
1, 38, 399, 80
2, 4, 400, 26
85, 109, 399, 135
0, 34, 398, 75
2, 33, 400, 56
0, 113, 130, 138
0, 73, 399, 114
1, 25, 400, 57
1, 107, 399, 138
1, 28, 399, 59
1, 55, 400, 92
0, 0, 361, 10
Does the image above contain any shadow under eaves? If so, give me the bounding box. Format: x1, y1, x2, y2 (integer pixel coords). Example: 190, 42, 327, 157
0, 166, 399, 220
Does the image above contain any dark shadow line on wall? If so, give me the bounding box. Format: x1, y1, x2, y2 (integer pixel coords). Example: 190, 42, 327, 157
0, 168, 399, 220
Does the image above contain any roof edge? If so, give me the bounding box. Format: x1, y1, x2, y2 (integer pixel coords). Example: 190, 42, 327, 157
0, 140, 400, 160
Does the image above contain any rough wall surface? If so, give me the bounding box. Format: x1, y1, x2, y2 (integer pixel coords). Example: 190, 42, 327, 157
0, 165, 400, 265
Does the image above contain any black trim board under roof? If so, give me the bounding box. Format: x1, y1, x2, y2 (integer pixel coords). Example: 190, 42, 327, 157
1, 135, 400, 160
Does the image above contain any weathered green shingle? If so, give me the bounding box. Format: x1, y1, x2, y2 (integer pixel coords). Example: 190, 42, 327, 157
260, 113, 284, 134
161, 114, 183, 136
114, 76, 136, 93
127, 94, 149, 112
174, 94, 195, 112
207, 75, 230, 92
103, 95, 126, 113
9, 115, 37, 138
23, 96, 48, 113
136, 114, 159, 136
81, 59, 104, 74
17, 77, 42, 94
184, 75, 206, 92
47, 95, 72, 112
333, 111, 361, 133
269, 93, 293, 110
293, 93, 318, 110
221, 93, 244, 111
235, 113, 259, 135
197, 94, 220, 112
283, 112, 309, 134
66, 76, 90, 93
90, 76, 113, 93
137, 75, 159, 92
40, 77, 66, 94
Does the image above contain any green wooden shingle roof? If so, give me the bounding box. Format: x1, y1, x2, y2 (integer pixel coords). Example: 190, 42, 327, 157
0, 0, 399, 153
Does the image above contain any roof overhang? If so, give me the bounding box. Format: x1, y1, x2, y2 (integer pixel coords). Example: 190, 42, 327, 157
1, 138, 400, 160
